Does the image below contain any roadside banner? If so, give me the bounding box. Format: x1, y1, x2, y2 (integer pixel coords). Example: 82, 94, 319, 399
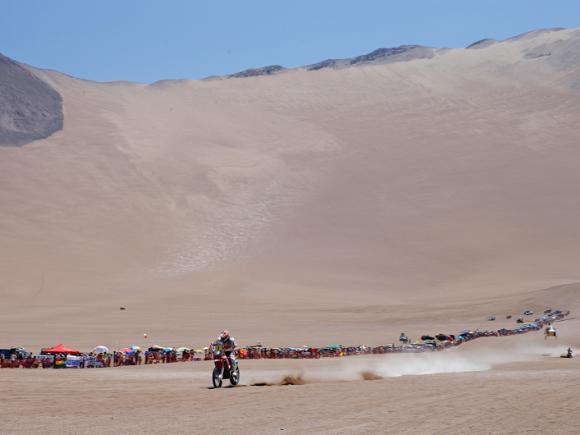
65, 355, 82, 368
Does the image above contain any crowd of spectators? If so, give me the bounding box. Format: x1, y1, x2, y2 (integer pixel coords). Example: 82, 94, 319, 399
0, 308, 569, 369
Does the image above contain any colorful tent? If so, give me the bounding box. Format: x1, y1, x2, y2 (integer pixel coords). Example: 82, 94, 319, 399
41, 344, 82, 355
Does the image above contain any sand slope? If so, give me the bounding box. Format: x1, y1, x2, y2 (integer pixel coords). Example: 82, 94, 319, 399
1, 28, 580, 348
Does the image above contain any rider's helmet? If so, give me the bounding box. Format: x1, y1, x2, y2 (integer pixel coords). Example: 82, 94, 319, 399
220, 330, 230, 341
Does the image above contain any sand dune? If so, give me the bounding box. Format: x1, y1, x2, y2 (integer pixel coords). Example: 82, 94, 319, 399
1, 28, 580, 349
2, 27, 580, 435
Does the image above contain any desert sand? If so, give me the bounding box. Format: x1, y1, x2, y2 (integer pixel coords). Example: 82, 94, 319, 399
2, 332, 580, 434
1, 27, 580, 433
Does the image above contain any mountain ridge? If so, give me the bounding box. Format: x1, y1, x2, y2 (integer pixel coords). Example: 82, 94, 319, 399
222, 27, 572, 79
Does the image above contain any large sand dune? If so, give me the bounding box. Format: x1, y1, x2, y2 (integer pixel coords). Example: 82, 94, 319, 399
1, 28, 580, 349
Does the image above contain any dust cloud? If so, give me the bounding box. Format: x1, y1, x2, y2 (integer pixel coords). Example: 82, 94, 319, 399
245, 341, 558, 386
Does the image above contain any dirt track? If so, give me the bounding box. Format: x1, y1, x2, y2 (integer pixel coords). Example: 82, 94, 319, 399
2, 330, 579, 434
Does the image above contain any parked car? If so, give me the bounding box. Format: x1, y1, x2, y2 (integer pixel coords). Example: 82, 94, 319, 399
420, 335, 437, 348
0, 347, 30, 360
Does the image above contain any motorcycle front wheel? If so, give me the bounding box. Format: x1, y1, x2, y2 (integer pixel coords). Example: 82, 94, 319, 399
212, 367, 223, 388
229, 367, 240, 386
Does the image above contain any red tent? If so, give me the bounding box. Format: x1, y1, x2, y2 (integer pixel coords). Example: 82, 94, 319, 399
41, 344, 82, 355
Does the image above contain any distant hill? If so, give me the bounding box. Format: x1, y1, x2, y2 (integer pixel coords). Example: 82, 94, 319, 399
0, 53, 62, 146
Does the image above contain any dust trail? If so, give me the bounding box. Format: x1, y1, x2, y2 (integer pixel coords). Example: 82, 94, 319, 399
245, 339, 561, 386
251, 374, 307, 387
360, 371, 383, 380
324, 340, 560, 381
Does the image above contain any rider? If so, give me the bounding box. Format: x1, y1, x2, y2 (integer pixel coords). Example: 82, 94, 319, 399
215, 330, 237, 371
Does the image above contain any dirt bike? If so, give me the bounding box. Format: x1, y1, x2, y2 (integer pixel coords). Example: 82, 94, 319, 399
211, 344, 240, 388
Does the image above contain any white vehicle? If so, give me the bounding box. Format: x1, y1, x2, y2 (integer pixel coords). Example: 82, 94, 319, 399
544, 325, 557, 340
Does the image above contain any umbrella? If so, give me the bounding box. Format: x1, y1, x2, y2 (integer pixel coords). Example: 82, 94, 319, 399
176, 347, 189, 352
41, 344, 82, 355
94, 345, 109, 354
130, 345, 141, 351
119, 347, 134, 354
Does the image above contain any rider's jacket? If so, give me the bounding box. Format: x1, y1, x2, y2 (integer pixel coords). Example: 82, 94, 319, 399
218, 336, 236, 353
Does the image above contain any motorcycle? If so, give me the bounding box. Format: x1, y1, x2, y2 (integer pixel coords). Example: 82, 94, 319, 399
211, 343, 240, 388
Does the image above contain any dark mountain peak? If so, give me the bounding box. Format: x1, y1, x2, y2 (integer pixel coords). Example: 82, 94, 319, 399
227, 65, 285, 79
225, 44, 434, 78
306, 45, 434, 72
466, 38, 496, 49
349, 45, 423, 64
0, 53, 63, 146
306, 58, 338, 71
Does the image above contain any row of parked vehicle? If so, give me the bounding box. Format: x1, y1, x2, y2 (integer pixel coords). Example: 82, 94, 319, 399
488, 307, 564, 322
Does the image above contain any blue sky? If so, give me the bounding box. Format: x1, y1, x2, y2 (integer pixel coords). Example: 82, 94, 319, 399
1, 0, 579, 83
